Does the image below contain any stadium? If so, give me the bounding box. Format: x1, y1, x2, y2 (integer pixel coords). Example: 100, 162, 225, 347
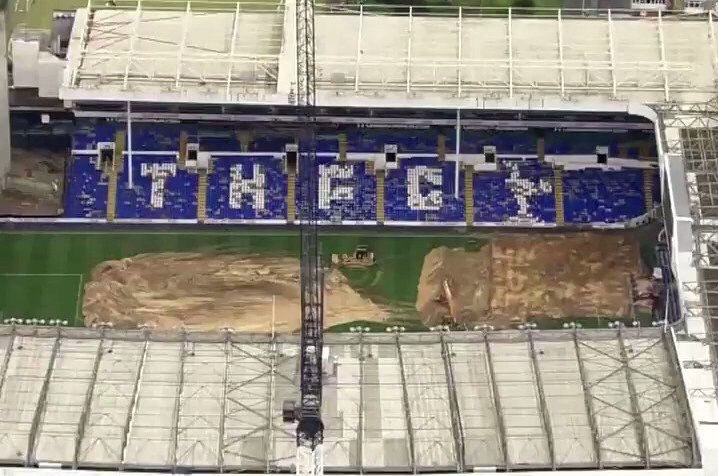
0, 0, 715, 475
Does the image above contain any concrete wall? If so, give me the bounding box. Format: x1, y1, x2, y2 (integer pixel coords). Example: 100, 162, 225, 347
0, 12, 11, 191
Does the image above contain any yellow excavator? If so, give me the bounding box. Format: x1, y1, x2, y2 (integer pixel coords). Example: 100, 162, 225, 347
331, 245, 375, 268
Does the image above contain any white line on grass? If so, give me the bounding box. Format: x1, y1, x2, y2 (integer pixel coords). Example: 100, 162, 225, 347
75, 274, 84, 324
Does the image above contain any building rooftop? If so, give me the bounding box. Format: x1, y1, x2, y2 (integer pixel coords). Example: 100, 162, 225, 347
59, 0, 718, 109
0, 326, 696, 472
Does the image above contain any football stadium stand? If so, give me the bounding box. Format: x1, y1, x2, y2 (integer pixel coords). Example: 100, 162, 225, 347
64, 123, 659, 226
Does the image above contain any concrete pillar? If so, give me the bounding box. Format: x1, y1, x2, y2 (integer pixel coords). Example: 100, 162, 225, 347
0, 13, 11, 191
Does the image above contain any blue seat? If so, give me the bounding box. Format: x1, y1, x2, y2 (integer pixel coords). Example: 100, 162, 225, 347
563, 168, 645, 223
207, 155, 287, 220
384, 157, 463, 222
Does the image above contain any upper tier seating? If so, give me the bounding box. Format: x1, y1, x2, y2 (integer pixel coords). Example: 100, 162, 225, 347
473, 159, 555, 223
562, 168, 645, 223
64, 122, 659, 224
207, 155, 287, 220
297, 155, 377, 222
116, 155, 198, 220
63, 155, 108, 219
384, 157, 464, 222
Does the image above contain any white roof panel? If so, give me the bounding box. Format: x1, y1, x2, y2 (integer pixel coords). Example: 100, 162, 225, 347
0, 327, 696, 472
61, 1, 718, 108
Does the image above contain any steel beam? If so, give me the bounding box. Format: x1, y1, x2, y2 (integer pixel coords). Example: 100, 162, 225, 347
607, 10, 617, 99
354, 5, 363, 93
174, 2, 193, 89
406, 6, 413, 94
264, 338, 277, 471
573, 330, 603, 469
527, 332, 555, 470
225, 2, 240, 99
217, 334, 231, 471
483, 333, 509, 469
657, 11, 669, 102
617, 329, 650, 468
356, 332, 365, 471
457, 7, 463, 97
710, 12, 718, 81
662, 330, 699, 467
440, 334, 465, 472
507, 8, 513, 99
122, 1, 143, 90
395, 335, 416, 472
73, 332, 106, 469
26, 332, 61, 466
171, 339, 188, 471
120, 334, 150, 468
71, 0, 95, 87
0, 329, 16, 400
557, 9, 565, 98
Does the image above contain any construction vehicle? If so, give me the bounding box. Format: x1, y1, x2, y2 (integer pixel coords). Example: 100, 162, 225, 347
436, 278, 462, 329
331, 245, 375, 268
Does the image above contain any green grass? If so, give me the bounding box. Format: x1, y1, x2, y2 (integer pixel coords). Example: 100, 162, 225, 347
0, 228, 477, 326
0, 227, 658, 330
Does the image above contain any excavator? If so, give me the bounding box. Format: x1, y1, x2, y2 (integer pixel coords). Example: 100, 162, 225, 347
331, 245, 375, 268
436, 278, 463, 329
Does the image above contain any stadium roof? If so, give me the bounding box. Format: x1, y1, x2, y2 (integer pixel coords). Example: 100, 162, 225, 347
0, 326, 697, 473
60, 0, 718, 110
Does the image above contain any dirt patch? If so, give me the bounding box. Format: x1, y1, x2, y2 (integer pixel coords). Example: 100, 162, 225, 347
416, 233, 644, 327
83, 252, 387, 331
0, 148, 64, 216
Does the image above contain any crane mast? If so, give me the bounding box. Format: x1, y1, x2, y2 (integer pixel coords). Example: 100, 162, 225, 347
293, 0, 324, 473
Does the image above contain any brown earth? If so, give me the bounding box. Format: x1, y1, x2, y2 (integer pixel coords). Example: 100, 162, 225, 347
416, 232, 646, 326
0, 148, 64, 216
83, 252, 387, 332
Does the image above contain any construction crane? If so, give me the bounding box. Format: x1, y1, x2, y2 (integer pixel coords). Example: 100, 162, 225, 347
281, 0, 325, 475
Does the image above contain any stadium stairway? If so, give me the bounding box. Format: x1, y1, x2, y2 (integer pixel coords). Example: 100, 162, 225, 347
179, 131, 188, 169
105, 130, 125, 221
287, 169, 296, 222
464, 164, 474, 226
554, 167, 564, 225
197, 168, 208, 222
338, 133, 347, 160
376, 169, 385, 223
438, 134, 446, 160
643, 168, 654, 213
106, 169, 118, 220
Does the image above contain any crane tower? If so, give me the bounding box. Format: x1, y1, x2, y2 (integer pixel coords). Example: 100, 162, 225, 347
282, 0, 325, 475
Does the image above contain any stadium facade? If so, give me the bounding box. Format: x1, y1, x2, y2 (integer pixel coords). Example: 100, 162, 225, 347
0, 1, 718, 476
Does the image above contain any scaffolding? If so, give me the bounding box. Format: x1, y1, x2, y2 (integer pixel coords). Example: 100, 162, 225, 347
0, 326, 696, 473
657, 100, 718, 391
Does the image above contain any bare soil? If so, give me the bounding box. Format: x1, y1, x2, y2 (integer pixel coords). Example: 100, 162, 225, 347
0, 148, 64, 216
416, 232, 646, 327
83, 252, 387, 332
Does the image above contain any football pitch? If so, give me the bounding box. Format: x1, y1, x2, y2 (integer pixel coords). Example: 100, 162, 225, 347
0, 228, 474, 327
